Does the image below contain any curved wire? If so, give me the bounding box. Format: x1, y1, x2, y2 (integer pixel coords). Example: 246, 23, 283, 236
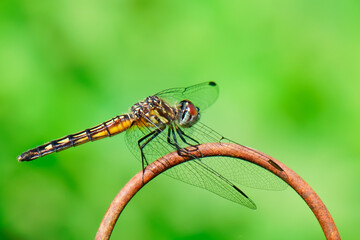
95, 142, 340, 240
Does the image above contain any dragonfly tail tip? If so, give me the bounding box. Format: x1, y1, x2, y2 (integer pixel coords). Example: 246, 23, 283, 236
17, 154, 28, 162
17, 155, 23, 162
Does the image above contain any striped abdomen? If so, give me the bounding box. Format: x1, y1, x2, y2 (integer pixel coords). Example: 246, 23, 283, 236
17, 114, 133, 162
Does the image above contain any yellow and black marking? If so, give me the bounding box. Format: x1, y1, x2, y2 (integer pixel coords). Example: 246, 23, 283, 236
17, 114, 133, 162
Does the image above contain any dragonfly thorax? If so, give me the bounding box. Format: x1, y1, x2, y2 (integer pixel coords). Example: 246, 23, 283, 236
130, 96, 177, 128
176, 100, 200, 128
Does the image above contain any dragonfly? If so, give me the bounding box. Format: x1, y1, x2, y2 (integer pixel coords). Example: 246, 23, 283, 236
18, 81, 287, 209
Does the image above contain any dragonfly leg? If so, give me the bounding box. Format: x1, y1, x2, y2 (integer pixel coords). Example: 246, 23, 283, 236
175, 126, 201, 153
175, 125, 200, 146
166, 126, 181, 153
166, 127, 177, 147
166, 125, 202, 158
174, 126, 204, 157
168, 125, 191, 157
137, 128, 162, 171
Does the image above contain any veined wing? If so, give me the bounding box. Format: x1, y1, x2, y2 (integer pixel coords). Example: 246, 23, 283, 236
181, 122, 288, 191
125, 121, 287, 208
125, 120, 257, 208
155, 81, 219, 112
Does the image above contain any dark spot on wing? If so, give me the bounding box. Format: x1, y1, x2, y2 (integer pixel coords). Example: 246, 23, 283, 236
232, 185, 249, 198
209, 81, 216, 86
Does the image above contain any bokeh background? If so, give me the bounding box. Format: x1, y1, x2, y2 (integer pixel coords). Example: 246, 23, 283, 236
1, 0, 359, 239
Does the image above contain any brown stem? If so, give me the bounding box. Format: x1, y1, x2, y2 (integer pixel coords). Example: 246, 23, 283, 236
95, 142, 340, 240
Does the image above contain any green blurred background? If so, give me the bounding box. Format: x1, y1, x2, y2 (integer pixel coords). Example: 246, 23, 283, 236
1, 0, 359, 239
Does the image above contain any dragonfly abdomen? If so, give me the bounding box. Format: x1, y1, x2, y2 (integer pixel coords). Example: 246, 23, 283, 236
17, 114, 133, 162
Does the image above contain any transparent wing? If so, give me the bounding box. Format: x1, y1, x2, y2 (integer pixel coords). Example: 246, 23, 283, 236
155, 81, 219, 111
182, 122, 288, 191
125, 121, 286, 208
125, 123, 257, 208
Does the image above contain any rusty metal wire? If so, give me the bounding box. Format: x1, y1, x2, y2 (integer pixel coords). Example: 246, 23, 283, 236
95, 142, 340, 240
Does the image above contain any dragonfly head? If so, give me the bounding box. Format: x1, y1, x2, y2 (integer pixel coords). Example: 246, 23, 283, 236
177, 100, 200, 128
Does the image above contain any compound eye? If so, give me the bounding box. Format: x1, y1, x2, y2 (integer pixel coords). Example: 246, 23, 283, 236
187, 102, 198, 116
177, 100, 200, 128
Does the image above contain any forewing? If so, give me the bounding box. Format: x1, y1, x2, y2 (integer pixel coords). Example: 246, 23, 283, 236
156, 81, 219, 112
